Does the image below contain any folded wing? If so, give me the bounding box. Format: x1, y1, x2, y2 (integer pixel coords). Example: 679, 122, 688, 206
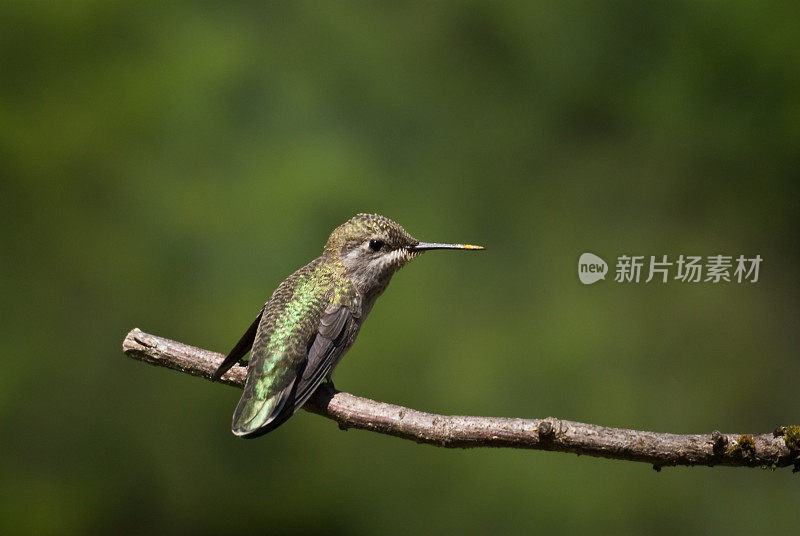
231, 297, 358, 438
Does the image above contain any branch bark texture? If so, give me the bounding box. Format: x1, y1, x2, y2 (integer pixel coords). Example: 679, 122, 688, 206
122, 328, 799, 471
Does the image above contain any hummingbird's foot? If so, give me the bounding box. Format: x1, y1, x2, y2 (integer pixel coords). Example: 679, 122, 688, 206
324, 375, 336, 392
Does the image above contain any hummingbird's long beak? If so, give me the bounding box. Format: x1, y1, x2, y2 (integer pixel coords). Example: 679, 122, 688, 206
406, 242, 484, 251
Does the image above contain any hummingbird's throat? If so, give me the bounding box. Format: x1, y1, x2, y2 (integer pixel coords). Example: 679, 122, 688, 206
342, 247, 415, 295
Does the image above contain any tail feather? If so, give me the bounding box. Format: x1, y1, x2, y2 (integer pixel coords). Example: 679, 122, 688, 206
212, 310, 263, 382
231, 379, 296, 438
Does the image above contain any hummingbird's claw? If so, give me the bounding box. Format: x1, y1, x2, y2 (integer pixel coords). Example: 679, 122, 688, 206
324, 374, 336, 392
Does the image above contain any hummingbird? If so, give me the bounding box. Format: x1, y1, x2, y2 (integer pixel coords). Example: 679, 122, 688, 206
211, 213, 483, 438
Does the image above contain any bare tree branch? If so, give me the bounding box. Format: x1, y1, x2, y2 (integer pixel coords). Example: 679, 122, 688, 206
122, 328, 799, 471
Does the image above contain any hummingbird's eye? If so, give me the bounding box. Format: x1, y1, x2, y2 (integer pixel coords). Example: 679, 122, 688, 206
368, 239, 384, 252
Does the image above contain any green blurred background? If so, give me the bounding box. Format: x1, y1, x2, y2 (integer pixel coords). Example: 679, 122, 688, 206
1, 1, 798, 534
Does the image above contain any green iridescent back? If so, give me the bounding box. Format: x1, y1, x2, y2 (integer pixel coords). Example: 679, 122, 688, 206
232, 255, 356, 434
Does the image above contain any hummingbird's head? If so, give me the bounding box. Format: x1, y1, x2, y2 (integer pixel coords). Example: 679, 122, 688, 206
324, 213, 483, 295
